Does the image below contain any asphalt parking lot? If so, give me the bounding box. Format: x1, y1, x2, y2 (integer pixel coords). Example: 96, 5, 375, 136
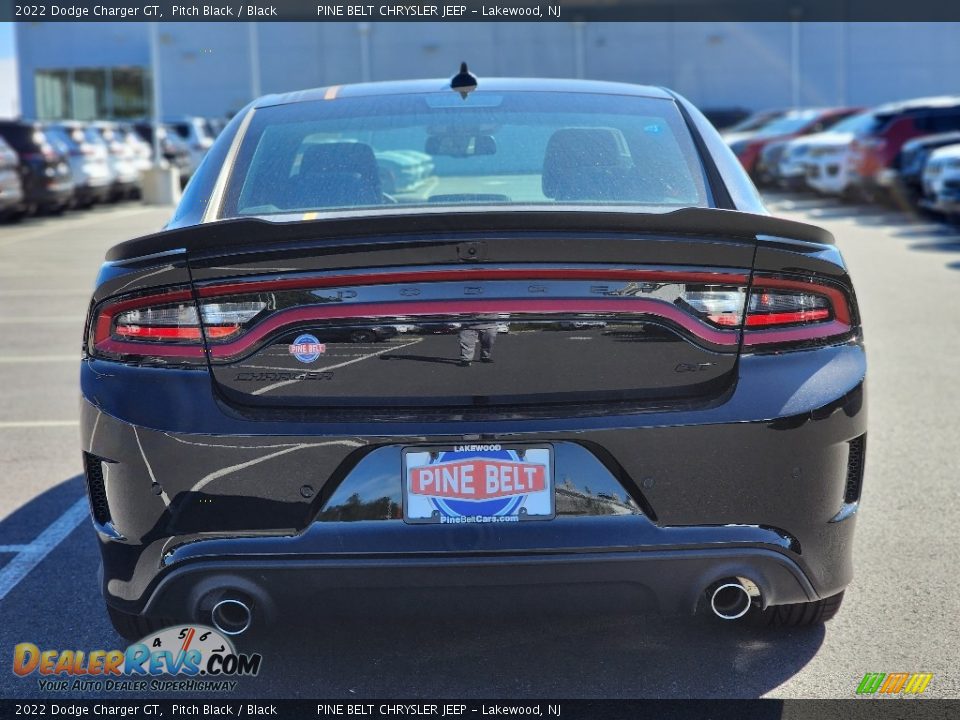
0, 194, 958, 700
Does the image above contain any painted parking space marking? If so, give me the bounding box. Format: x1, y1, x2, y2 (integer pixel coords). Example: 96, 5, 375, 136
0, 206, 161, 249
0, 316, 85, 325
0, 355, 78, 364
0, 421, 80, 429
0, 289, 90, 297
0, 497, 88, 602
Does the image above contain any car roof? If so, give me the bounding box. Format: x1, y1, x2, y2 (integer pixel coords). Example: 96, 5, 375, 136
875, 95, 960, 116
930, 142, 960, 158
253, 77, 675, 109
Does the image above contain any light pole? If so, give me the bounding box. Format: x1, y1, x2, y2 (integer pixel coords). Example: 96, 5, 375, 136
148, 21, 163, 166
249, 22, 262, 100
142, 21, 181, 205
358, 22, 372, 83
572, 21, 586, 80
789, 9, 802, 108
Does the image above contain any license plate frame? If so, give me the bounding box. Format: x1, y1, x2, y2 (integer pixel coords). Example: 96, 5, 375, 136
401, 443, 555, 525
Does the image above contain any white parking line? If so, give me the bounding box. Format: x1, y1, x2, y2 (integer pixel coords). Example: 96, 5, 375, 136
0, 545, 29, 553
0, 421, 79, 429
0, 289, 89, 297
0, 355, 78, 364
0, 497, 89, 602
0, 206, 162, 250
0, 316, 84, 324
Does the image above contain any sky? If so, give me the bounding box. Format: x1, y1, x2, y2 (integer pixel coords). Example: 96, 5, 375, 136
0, 24, 16, 117
0, 23, 13, 58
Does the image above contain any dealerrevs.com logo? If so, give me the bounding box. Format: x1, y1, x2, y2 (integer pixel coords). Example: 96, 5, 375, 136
13, 625, 262, 692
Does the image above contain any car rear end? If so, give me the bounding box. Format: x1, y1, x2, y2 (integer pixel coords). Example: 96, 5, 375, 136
48, 123, 114, 207
94, 122, 142, 199
920, 145, 960, 218
81, 82, 865, 636
0, 121, 74, 214
134, 123, 193, 181
0, 135, 25, 218
167, 117, 215, 177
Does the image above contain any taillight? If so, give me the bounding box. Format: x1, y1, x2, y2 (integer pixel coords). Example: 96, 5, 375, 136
744, 291, 830, 326
680, 274, 854, 347
86, 270, 856, 366
742, 274, 854, 348
679, 288, 746, 326
87, 288, 266, 363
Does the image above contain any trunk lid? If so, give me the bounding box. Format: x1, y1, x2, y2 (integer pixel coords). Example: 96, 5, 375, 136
175, 212, 778, 413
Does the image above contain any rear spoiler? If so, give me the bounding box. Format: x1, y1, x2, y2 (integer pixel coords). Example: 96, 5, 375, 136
106, 207, 834, 262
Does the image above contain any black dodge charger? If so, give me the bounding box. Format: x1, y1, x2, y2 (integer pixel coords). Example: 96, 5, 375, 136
81, 72, 866, 640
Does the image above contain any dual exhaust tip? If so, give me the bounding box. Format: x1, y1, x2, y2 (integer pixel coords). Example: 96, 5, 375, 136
709, 577, 761, 620
210, 597, 253, 636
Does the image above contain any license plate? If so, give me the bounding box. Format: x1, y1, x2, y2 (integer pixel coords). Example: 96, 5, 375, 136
402, 443, 554, 524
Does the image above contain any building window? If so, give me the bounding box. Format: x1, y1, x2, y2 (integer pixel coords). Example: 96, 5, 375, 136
34, 66, 149, 120
111, 67, 150, 119
72, 69, 108, 120
34, 70, 70, 120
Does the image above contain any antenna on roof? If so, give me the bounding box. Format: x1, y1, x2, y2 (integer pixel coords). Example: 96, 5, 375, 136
450, 62, 478, 100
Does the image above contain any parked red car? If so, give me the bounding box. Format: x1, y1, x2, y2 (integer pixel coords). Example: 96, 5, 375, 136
847, 96, 960, 200
726, 107, 861, 178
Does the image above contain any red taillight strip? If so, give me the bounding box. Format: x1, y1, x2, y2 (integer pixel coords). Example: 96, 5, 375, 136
113, 325, 239, 340
195, 269, 750, 298
744, 309, 831, 327
201, 298, 740, 361
114, 325, 204, 340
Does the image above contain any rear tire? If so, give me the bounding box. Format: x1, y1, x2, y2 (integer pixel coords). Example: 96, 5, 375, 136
106, 605, 173, 642
749, 591, 844, 627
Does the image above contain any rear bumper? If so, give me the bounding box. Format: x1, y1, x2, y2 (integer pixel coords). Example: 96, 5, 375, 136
74, 183, 111, 204
80, 342, 866, 619
805, 162, 849, 194
142, 545, 817, 623
919, 194, 960, 215
26, 184, 73, 207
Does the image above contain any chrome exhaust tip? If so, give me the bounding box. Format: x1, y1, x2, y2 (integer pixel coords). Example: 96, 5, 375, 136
709, 579, 759, 620
210, 598, 253, 636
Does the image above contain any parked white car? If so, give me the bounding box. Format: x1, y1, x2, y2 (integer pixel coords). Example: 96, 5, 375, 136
920, 143, 960, 218
45, 121, 114, 207
800, 112, 875, 196
91, 121, 141, 200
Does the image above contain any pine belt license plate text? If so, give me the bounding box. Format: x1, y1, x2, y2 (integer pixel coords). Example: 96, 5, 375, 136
402, 444, 554, 524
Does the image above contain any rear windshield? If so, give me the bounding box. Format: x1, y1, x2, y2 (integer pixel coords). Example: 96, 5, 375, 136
753, 110, 820, 136
827, 111, 876, 134
222, 91, 711, 218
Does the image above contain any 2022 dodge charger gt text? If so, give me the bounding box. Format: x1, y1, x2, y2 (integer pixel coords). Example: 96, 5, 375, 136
81, 71, 866, 640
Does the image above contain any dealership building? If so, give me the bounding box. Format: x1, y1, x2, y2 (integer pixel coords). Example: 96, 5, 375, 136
14, 21, 960, 120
